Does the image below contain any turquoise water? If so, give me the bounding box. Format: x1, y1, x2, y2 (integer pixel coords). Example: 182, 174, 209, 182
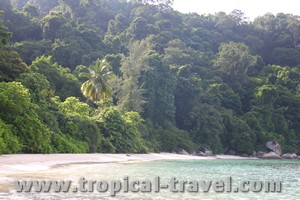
1, 159, 300, 199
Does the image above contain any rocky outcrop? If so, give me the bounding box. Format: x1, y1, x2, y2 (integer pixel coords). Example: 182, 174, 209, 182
203, 148, 213, 156
196, 148, 213, 156
259, 152, 281, 159
257, 151, 265, 157
196, 151, 206, 156
266, 141, 282, 155
282, 153, 298, 159
177, 149, 189, 155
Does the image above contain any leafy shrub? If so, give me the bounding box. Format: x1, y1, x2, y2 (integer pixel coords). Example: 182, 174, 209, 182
51, 133, 89, 153
0, 82, 52, 153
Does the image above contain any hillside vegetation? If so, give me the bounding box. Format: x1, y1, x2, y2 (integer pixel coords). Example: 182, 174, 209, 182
0, 0, 300, 154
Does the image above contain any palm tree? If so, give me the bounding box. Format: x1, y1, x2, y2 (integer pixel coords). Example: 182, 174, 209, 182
80, 59, 114, 102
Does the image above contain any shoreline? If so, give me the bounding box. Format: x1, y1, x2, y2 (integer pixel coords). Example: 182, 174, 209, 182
0, 153, 254, 173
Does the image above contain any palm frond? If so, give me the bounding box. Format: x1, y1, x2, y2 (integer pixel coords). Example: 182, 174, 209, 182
80, 59, 115, 102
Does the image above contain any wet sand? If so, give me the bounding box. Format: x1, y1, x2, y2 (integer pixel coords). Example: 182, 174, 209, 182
0, 153, 251, 173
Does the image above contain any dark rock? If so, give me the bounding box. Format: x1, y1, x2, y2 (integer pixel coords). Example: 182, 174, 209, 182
266, 140, 282, 155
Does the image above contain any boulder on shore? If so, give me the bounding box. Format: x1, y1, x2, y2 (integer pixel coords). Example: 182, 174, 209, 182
177, 149, 189, 155
282, 153, 298, 159
260, 152, 281, 159
204, 148, 213, 156
196, 151, 206, 156
266, 140, 282, 155
196, 148, 213, 156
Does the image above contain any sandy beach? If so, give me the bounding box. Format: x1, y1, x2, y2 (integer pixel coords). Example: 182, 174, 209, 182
0, 153, 253, 173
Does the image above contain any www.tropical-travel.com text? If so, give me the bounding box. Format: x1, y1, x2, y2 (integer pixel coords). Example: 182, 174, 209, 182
15, 176, 282, 196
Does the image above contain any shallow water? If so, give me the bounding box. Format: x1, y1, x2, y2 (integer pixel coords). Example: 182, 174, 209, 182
0, 159, 299, 199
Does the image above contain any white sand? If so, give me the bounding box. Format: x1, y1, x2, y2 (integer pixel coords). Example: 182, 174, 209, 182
0, 153, 252, 173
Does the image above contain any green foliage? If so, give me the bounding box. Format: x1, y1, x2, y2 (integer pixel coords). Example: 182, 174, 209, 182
214, 42, 257, 85
0, 82, 52, 153
42, 11, 67, 41
80, 59, 114, 102
0, 11, 11, 46
13, 39, 52, 65
187, 104, 224, 153
10, 0, 28, 10
22, 3, 39, 18
59, 97, 91, 118
163, 39, 206, 67
51, 133, 89, 153
175, 68, 203, 129
142, 51, 177, 125
18, 72, 62, 136
222, 111, 256, 154
135, 0, 174, 9
271, 47, 300, 67
1, 0, 300, 155
0, 50, 28, 82
25, 0, 59, 17
59, 116, 102, 153
116, 40, 152, 113
55, 96, 103, 153
0, 15, 27, 81
2, 2, 42, 41
159, 122, 196, 153
255, 84, 278, 105
96, 107, 148, 153
30, 55, 81, 100
137, 119, 160, 152
0, 119, 21, 154
18, 72, 52, 103
209, 83, 242, 114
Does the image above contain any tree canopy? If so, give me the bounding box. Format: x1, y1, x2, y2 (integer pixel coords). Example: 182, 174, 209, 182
0, 0, 300, 154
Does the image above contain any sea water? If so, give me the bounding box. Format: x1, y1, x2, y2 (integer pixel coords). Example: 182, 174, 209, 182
0, 159, 299, 199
